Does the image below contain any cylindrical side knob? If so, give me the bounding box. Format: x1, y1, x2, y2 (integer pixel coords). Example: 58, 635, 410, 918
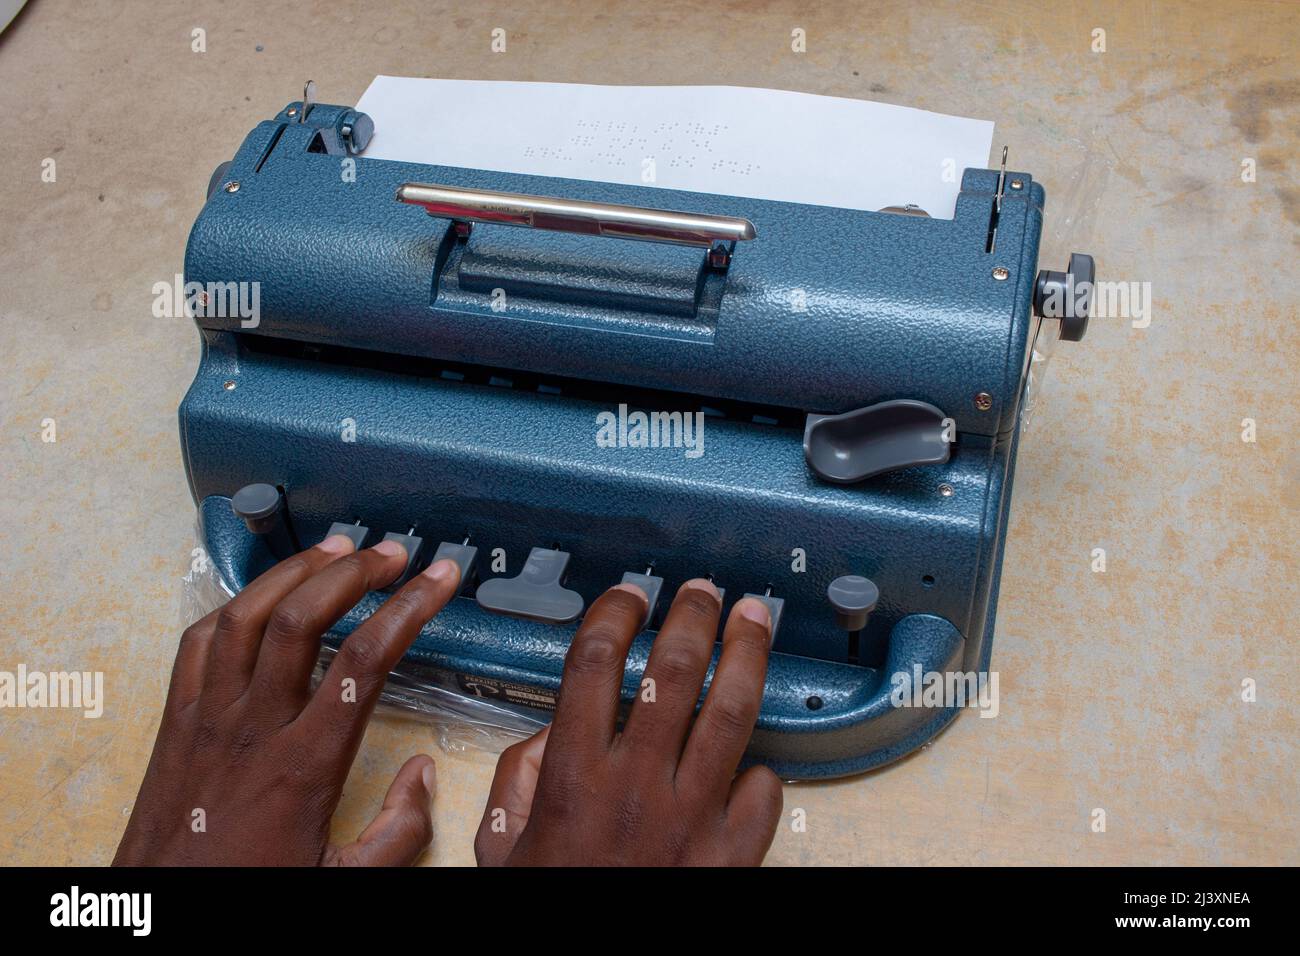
827, 575, 879, 632
1033, 252, 1095, 342
231, 483, 283, 535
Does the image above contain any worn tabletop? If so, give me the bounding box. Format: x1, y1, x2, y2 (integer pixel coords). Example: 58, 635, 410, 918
1, 0, 1296, 865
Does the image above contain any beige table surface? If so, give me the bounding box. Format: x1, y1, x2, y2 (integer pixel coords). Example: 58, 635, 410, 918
1, 0, 1296, 866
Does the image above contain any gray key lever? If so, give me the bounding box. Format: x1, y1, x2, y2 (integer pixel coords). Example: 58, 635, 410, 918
619, 569, 664, 630
804, 399, 951, 484
741, 591, 785, 645
432, 539, 479, 593
381, 528, 425, 592
476, 548, 585, 624
324, 519, 370, 550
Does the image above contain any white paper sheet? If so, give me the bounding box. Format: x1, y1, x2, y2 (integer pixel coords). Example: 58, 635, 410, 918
355, 77, 993, 220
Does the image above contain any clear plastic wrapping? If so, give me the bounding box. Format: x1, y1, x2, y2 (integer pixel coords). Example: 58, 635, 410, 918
181, 530, 545, 756
1020, 133, 1107, 432
1019, 317, 1058, 433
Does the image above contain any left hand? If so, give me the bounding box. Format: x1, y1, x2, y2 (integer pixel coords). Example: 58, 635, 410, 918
114, 534, 461, 866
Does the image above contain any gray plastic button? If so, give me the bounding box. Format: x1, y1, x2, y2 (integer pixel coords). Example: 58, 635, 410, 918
827, 575, 879, 631
804, 400, 951, 484
619, 571, 664, 630
432, 541, 479, 592
476, 548, 585, 624
381, 530, 425, 591
325, 520, 370, 551
231, 483, 283, 534
741, 593, 785, 645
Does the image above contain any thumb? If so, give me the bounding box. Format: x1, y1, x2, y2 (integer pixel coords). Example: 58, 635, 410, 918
474, 724, 550, 866
322, 754, 436, 866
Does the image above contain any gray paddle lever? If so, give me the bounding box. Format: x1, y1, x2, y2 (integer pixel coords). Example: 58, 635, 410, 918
804, 399, 951, 484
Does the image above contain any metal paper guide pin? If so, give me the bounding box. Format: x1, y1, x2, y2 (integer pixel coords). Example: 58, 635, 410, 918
986, 144, 1008, 254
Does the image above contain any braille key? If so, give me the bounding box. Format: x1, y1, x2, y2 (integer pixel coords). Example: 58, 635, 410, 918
475, 547, 585, 624
619, 568, 664, 630
431, 537, 479, 593
381, 527, 425, 591
324, 519, 370, 551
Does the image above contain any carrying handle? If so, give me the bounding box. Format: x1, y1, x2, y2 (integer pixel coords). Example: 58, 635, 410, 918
397, 182, 757, 269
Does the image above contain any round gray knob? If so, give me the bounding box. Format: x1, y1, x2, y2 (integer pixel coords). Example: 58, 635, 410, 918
1033, 252, 1095, 342
827, 575, 879, 631
231, 483, 283, 534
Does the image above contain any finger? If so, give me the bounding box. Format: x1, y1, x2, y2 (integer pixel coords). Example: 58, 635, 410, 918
618, 579, 721, 763
676, 597, 772, 793
544, 584, 647, 768
474, 724, 550, 866
247, 540, 413, 720
298, 558, 460, 760
201, 534, 356, 709
165, 618, 215, 715
723, 765, 784, 865
323, 755, 436, 866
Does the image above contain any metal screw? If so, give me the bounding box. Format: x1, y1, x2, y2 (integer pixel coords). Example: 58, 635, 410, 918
223, 380, 237, 391
992, 266, 1009, 281
223, 181, 240, 193
975, 391, 993, 411
938, 483, 954, 497
287, 107, 298, 117
1010, 179, 1024, 190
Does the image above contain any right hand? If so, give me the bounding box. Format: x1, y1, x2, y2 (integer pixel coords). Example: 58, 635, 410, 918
474, 579, 784, 866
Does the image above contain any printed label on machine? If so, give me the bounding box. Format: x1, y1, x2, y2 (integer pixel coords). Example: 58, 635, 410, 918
455, 674, 559, 712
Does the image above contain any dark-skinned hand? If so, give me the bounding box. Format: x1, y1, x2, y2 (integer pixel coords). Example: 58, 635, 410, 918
114, 535, 459, 866
474, 578, 784, 866
116, 536, 783, 866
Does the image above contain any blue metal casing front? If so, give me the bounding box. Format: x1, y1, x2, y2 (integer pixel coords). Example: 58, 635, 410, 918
179, 100, 1044, 778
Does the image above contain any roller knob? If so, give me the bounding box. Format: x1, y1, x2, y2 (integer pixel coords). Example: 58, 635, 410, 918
1033, 252, 1095, 342
827, 575, 879, 632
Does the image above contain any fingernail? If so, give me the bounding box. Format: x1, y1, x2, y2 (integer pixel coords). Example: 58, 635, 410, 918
422, 558, 460, 583
316, 533, 355, 555
373, 539, 406, 558
421, 761, 437, 796
680, 578, 721, 602
610, 582, 649, 607
734, 597, 771, 630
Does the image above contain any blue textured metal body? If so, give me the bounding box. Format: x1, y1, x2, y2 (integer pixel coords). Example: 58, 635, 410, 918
180, 100, 1045, 778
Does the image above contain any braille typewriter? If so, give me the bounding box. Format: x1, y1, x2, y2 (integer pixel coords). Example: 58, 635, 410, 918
180, 87, 1093, 778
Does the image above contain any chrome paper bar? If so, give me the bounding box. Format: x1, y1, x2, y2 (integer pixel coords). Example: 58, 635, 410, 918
396, 182, 756, 257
